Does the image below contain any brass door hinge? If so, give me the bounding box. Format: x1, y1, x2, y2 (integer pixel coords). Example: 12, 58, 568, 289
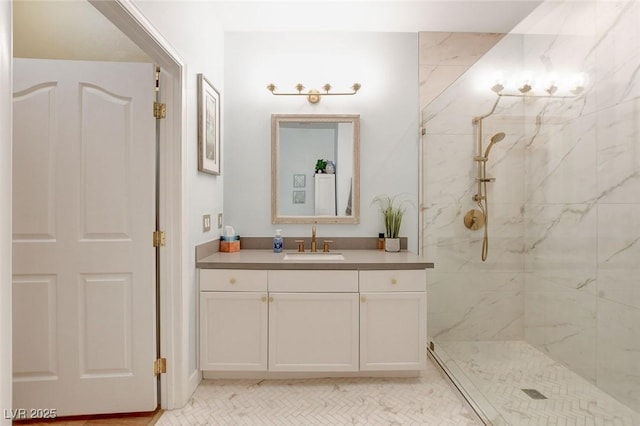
154, 358, 167, 375
153, 102, 166, 119
153, 230, 166, 247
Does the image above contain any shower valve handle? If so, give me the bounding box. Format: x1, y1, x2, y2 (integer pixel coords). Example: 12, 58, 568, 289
464, 209, 485, 231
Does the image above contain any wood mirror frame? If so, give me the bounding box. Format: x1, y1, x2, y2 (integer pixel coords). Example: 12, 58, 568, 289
271, 114, 360, 224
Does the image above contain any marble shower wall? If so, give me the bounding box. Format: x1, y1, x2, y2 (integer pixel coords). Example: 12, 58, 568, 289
421, 33, 526, 343
521, 0, 600, 387
419, 32, 505, 108
522, 0, 640, 412
421, 0, 640, 413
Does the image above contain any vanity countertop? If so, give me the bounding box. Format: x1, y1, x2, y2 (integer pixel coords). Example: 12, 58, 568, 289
197, 249, 434, 270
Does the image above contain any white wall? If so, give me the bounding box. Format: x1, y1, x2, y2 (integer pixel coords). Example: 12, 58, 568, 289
133, 0, 225, 378
0, 2, 12, 423
223, 32, 420, 250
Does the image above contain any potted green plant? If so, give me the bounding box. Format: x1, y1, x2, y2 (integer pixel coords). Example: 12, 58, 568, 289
371, 194, 412, 252
315, 159, 328, 174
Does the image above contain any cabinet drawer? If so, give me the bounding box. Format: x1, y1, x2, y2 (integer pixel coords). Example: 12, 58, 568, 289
200, 269, 267, 292
359, 269, 426, 292
268, 270, 358, 292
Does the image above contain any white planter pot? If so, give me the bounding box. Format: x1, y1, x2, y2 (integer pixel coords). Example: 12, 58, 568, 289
385, 238, 400, 252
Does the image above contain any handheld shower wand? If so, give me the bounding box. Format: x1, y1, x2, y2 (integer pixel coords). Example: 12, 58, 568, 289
484, 132, 505, 159
477, 132, 504, 261
465, 124, 506, 261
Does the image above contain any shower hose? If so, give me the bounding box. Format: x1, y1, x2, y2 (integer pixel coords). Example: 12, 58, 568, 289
478, 167, 489, 262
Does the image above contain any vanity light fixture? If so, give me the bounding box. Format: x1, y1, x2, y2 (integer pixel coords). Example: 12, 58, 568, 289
571, 85, 584, 95
518, 71, 533, 94
518, 81, 532, 94
546, 84, 558, 96
544, 73, 558, 96
487, 71, 587, 98
490, 71, 504, 94
491, 82, 504, 94
267, 82, 361, 104
570, 72, 586, 95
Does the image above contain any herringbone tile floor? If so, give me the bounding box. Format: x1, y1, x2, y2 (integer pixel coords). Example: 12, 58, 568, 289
439, 340, 640, 425
157, 358, 480, 425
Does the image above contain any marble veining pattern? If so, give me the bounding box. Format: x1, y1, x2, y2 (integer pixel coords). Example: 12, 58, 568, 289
428, 270, 523, 341
419, 32, 504, 108
156, 358, 480, 425
421, 0, 640, 415
596, 100, 640, 204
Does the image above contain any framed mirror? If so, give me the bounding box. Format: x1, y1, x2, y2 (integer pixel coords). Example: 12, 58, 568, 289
271, 114, 360, 224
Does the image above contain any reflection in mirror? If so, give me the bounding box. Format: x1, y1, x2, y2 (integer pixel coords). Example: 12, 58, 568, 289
271, 114, 360, 224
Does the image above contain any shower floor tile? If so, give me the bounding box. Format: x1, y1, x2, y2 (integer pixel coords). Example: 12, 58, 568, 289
156, 357, 481, 425
437, 340, 640, 425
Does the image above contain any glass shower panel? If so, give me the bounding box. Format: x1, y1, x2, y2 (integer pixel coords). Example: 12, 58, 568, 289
420, 0, 640, 421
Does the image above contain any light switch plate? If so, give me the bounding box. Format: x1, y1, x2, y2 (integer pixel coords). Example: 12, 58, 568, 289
203, 214, 211, 232
217, 213, 223, 229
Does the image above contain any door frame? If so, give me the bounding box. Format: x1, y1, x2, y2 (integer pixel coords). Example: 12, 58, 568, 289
1, 2, 13, 423
1, 0, 190, 415
88, 0, 188, 410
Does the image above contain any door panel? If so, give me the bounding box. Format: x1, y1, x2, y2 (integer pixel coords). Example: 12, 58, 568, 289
81, 84, 133, 239
80, 273, 133, 376
12, 58, 156, 416
12, 83, 57, 241
12, 275, 57, 380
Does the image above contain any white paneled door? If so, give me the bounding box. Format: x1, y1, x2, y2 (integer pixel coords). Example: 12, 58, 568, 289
12, 59, 157, 417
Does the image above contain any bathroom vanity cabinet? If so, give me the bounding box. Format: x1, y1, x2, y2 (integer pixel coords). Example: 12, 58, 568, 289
197, 250, 432, 377
199, 270, 268, 371
359, 270, 427, 371
267, 270, 359, 372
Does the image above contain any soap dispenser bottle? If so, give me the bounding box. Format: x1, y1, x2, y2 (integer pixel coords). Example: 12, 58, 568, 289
273, 229, 283, 253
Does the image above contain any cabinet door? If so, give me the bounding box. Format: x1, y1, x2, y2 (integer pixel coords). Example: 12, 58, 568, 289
360, 292, 427, 371
269, 293, 359, 372
200, 292, 268, 371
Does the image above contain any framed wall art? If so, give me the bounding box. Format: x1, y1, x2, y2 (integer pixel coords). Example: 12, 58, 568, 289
293, 190, 306, 204
197, 74, 220, 175
293, 174, 306, 188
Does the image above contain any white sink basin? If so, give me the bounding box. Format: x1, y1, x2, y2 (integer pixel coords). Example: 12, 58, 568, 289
282, 252, 345, 261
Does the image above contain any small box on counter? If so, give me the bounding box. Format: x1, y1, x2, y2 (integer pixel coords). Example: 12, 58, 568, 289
220, 235, 240, 252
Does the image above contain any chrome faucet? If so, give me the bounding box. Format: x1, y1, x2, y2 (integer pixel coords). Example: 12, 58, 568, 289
311, 225, 317, 252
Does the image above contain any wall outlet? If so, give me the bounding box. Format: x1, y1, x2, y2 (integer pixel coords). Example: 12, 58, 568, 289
217, 213, 223, 229
203, 214, 211, 232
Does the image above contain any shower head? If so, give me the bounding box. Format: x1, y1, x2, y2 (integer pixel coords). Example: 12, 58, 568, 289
483, 132, 506, 158
491, 132, 506, 143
